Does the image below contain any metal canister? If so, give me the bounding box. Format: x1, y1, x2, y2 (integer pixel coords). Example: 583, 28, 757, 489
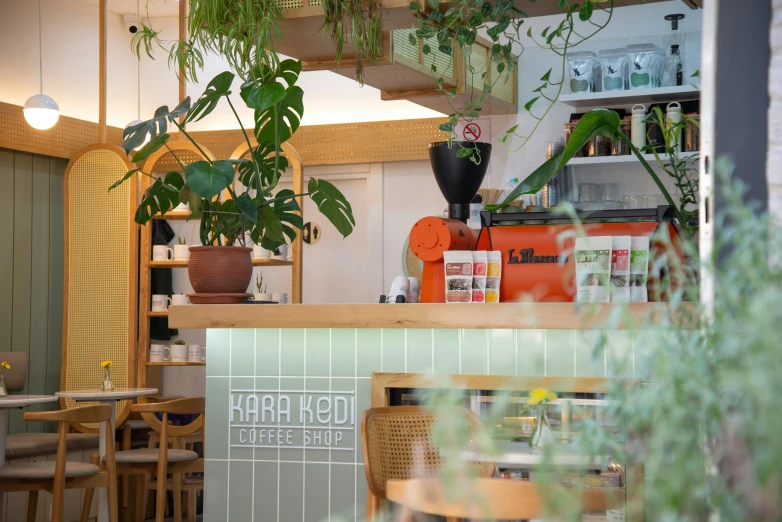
684, 114, 700, 152
612, 120, 631, 155
565, 122, 589, 157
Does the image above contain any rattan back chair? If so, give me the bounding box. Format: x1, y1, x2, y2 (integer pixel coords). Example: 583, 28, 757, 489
360, 406, 495, 519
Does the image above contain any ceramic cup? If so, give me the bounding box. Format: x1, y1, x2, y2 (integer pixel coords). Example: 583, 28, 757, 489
171, 294, 189, 306
173, 244, 190, 261
273, 244, 289, 260
387, 276, 410, 303
149, 344, 170, 362
151, 295, 171, 312
188, 345, 205, 363
254, 292, 273, 302
272, 292, 288, 304
171, 343, 188, 362
152, 245, 174, 261
253, 244, 272, 259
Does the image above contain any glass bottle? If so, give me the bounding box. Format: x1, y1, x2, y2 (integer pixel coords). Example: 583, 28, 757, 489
666, 44, 683, 86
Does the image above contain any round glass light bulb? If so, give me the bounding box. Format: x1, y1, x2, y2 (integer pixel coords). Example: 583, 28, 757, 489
23, 94, 60, 130
125, 119, 151, 150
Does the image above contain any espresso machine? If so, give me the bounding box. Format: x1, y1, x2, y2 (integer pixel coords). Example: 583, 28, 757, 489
410, 142, 685, 303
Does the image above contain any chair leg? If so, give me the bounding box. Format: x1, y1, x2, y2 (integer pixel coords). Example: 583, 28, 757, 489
187, 487, 197, 522
156, 470, 167, 522
122, 424, 131, 508
173, 473, 183, 522
366, 492, 379, 521
135, 476, 147, 522
26, 491, 38, 522
81, 453, 100, 522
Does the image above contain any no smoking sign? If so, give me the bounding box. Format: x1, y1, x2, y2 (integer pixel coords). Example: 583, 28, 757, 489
462, 122, 481, 141
455, 118, 491, 144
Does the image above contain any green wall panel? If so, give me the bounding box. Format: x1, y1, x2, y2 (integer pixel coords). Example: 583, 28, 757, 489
0, 148, 64, 433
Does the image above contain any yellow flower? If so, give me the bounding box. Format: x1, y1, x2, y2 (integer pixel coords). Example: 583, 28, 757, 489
529, 388, 557, 405
100, 360, 112, 368
0, 362, 9, 370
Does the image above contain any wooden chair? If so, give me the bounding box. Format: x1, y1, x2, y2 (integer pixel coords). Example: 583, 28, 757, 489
387, 477, 625, 521
361, 406, 495, 520
110, 398, 204, 522
0, 404, 118, 522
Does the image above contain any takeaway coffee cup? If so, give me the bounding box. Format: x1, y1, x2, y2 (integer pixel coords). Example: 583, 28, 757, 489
171, 294, 189, 306
152, 245, 173, 261
188, 345, 205, 362
151, 295, 171, 311
149, 344, 170, 362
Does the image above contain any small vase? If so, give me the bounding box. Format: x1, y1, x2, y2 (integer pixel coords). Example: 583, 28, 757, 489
0, 375, 7, 397
102, 368, 114, 391
530, 408, 554, 449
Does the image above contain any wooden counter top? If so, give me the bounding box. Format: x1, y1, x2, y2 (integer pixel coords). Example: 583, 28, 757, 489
168, 302, 689, 330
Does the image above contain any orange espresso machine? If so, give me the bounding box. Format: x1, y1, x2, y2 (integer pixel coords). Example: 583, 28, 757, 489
409, 143, 685, 303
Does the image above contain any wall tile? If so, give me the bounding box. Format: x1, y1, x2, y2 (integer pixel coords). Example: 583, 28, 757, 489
406, 329, 433, 374
204, 460, 228, 521
304, 463, 330, 522
517, 329, 545, 376
254, 461, 279, 522
606, 330, 634, 378
206, 329, 231, 377
382, 329, 406, 372
229, 460, 254, 522
356, 467, 369, 518
433, 329, 460, 374
545, 330, 575, 377
331, 464, 357, 520
281, 329, 305, 376
229, 376, 255, 461
304, 377, 332, 463
231, 329, 255, 377
575, 330, 605, 378
461, 330, 488, 375
205, 377, 229, 459
306, 328, 331, 377
279, 377, 305, 462
355, 379, 372, 465
256, 328, 281, 376
356, 329, 382, 378
331, 329, 356, 378
489, 329, 516, 376
330, 378, 358, 463
279, 462, 304, 522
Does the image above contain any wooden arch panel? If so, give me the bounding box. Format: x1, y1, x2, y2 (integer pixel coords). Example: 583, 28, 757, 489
62, 144, 137, 431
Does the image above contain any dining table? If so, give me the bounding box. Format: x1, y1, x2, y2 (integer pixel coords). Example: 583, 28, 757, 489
55, 388, 157, 522
0, 395, 60, 519
453, 440, 608, 471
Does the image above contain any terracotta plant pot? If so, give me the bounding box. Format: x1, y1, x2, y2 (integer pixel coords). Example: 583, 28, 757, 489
188, 246, 253, 294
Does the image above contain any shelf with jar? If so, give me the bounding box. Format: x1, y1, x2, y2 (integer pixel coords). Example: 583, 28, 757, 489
559, 85, 699, 109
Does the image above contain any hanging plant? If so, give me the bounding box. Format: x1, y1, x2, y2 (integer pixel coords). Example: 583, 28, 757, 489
409, 0, 614, 161
320, 0, 383, 84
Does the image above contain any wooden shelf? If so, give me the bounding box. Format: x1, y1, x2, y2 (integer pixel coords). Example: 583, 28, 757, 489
146, 361, 206, 366
152, 211, 193, 220
169, 303, 693, 330
252, 258, 293, 266
149, 260, 189, 268
567, 151, 698, 166
148, 310, 169, 317
558, 85, 699, 109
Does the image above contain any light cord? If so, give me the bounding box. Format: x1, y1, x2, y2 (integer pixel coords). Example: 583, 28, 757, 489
38, 0, 43, 94
137, 0, 140, 119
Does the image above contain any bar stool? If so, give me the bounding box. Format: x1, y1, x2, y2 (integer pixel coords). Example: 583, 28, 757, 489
0, 404, 118, 522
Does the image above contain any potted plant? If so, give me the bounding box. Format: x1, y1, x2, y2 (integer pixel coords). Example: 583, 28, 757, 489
0, 361, 10, 397
252, 273, 272, 302
111, 60, 355, 300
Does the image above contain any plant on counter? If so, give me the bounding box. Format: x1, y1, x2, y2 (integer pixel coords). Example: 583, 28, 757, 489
173, 340, 186, 346
485, 108, 699, 245
0, 361, 10, 397
409, 0, 614, 161
255, 272, 267, 294
100, 360, 113, 391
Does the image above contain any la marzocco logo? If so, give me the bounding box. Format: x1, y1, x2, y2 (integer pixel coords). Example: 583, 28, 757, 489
507, 248, 567, 264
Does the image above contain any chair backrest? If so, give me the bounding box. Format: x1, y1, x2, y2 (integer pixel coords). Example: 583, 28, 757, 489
386, 477, 625, 520
0, 352, 28, 391
132, 397, 205, 437
361, 406, 492, 500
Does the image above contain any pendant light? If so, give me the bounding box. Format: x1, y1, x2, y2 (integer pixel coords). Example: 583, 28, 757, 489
125, 0, 150, 150
24, 0, 59, 130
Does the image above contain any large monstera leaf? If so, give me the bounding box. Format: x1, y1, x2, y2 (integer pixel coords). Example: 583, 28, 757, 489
308, 178, 355, 238
184, 160, 237, 199
185, 71, 235, 124
236, 142, 289, 194
121, 98, 190, 153
251, 190, 303, 250
247, 60, 304, 146
135, 172, 184, 224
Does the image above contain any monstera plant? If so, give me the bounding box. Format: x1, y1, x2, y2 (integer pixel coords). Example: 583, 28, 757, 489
110, 59, 355, 298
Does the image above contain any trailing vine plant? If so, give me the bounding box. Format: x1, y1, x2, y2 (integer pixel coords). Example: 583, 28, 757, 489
408, 0, 614, 161
320, 0, 383, 85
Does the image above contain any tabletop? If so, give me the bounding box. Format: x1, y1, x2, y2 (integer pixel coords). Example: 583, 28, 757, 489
452, 441, 607, 471
55, 388, 158, 401
0, 395, 59, 408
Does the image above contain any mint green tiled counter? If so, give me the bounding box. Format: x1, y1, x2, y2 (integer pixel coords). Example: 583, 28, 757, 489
204, 327, 639, 522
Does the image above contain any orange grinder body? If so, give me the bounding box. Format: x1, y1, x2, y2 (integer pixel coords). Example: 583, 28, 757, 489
410, 216, 478, 303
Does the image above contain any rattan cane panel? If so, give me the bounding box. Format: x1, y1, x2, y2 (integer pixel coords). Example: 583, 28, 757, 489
149, 150, 209, 173
66, 149, 131, 422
